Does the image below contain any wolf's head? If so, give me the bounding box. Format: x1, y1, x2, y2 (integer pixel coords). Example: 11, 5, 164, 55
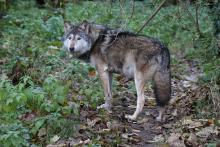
61, 20, 106, 57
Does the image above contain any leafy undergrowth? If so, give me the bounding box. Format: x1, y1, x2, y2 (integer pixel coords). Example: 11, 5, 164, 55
0, 0, 219, 146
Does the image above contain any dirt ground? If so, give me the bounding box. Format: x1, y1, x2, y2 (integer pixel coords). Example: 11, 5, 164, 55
48, 58, 220, 147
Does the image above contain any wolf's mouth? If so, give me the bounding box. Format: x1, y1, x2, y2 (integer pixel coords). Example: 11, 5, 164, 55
70, 51, 82, 57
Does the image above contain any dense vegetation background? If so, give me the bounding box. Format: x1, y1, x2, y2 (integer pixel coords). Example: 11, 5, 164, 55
0, 0, 219, 146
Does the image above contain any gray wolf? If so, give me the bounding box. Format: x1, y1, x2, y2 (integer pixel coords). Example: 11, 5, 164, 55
61, 21, 171, 121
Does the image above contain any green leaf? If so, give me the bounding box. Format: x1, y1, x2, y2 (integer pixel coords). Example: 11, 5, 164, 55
31, 119, 45, 135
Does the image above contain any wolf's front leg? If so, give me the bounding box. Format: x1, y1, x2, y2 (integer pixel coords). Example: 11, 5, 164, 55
96, 65, 113, 113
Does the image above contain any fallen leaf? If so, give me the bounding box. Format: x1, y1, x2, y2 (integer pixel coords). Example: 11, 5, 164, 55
87, 117, 101, 127
172, 109, 178, 117
121, 133, 128, 139
188, 121, 203, 129
145, 111, 151, 116
50, 135, 60, 143
182, 119, 203, 129
97, 128, 111, 134
167, 133, 186, 147
196, 126, 216, 139
88, 70, 96, 78
184, 75, 198, 82
132, 129, 141, 133
0, 59, 6, 65
163, 123, 173, 129
183, 80, 191, 88
146, 97, 156, 106
128, 105, 136, 109
169, 96, 181, 105
153, 134, 164, 142
38, 128, 47, 138
137, 117, 149, 124
80, 110, 89, 117
79, 139, 91, 145
21, 111, 37, 121
106, 121, 122, 131
187, 133, 198, 147
48, 45, 59, 49
214, 119, 220, 127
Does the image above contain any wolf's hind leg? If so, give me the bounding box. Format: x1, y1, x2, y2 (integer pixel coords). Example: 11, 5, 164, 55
156, 106, 165, 122
154, 69, 171, 122
125, 71, 146, 120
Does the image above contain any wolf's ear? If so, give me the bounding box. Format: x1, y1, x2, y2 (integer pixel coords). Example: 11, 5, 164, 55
78, 20, 89, 32
91, 24, 106, 39
64, 21, 74, 33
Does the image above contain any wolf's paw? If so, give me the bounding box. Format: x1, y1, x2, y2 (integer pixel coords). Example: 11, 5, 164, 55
97, 103, 112, 113
125, 114, 137, 120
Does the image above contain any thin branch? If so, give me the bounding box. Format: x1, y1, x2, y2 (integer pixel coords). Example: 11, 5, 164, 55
118, 0, 128, 29
119, 0, 127, 19
129, 0, 135, 19
136, 0, 167, 34
195, 1, 201, 35
178, 0, 201, 36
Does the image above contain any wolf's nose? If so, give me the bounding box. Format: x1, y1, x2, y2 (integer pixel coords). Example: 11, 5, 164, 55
69, 47, 75, 52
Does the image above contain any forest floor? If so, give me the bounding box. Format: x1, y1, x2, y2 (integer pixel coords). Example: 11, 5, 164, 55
48, 54, 219, 147
1, 1, 219, 146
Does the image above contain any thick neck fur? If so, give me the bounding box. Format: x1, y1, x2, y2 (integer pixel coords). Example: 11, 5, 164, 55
78, 51, 91, 63
77, 30, 137, 63
77, 30, 107, 63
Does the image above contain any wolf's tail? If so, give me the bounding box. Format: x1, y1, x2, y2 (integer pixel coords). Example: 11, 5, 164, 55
153, 68, 171, 107
154, 46, 171, 107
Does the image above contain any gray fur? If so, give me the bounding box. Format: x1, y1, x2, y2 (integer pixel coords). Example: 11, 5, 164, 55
62, 21, 171, 121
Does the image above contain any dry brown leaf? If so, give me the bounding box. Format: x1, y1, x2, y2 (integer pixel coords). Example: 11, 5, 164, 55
78, 139, 91, 145
38, 128, 47, 138
80, 110, 89, 117
169, 96, 181, 105
132, 129, 141, 133
172, 109, 178, 117
106, 121, 122, 131
187, 133, 198, 147
184, 75, 198, 83
50, 135, 60, 143
167, 133, 186, 147
196, 125, 216, 139
121, 133, 128, 139
97, 128, 111, 134
153, 134, 165, 142
137, 117, 149, 124
87, 117, 101, 127
88, 70, 96, 78
21, 111, 37, 121
183, 80, 191, 88
128, 105, 136, 108
146, 97, 156, 106
182, 119, 203, 129
163, 123, 173, 129
46, 144, 61, 147
188, 121, 203, 129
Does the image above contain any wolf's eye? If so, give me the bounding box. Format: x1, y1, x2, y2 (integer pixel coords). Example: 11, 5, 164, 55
68, 36, 72, 40
77, 37, 81, 40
